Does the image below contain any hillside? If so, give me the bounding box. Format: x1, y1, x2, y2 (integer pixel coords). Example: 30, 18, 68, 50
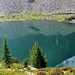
0, 0, 75, 15
0, 62, 75, 75
56, 56, 75, 68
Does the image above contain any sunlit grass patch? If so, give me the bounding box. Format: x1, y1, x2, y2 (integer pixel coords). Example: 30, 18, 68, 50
51, 14, 69, 22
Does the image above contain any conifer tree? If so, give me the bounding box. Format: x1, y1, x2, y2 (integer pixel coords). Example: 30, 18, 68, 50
2, 37, 11, 68
29, 41, 47, 68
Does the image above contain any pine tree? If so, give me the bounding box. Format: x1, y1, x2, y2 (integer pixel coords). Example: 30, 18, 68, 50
29, 41, 47, 68
2, 37, 11, 68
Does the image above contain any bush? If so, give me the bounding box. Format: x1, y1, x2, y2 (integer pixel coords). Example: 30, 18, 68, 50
61, 66, 73, 71
11, 63, 22, 71
49, 69, 63, 75
5, 64, 10, 68
37, 71, 46, 75
26, 67, 31, 70
66, 16, 75, 21
11, 57, 20, 63
23, 59, 28, 68
64, 71, 72, 75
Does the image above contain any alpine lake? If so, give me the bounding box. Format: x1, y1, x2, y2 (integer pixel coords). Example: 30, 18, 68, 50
0, 20, 75, 67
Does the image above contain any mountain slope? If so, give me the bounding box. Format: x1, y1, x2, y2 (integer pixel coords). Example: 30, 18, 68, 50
56, 56, 75, 67
0, 0, 75, 15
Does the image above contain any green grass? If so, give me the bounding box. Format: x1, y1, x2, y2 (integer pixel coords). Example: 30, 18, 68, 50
0, 12, 51, 22
51, 13, 75, 23
0, 12, 75, 23
0, 62, 75, 75
51, 14, 68, 21
0, 62, 26, 75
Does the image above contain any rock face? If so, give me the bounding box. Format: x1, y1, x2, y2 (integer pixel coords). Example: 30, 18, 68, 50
0, 0, 75, 15
56, 56, 75, 68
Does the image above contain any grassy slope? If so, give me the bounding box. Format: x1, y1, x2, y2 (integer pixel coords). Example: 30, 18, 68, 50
0, 12, 51, 22
0, 12, 74, 22
0, 62, 75, 75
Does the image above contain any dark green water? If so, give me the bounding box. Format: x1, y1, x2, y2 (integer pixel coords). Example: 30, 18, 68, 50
0, 20, 75, 67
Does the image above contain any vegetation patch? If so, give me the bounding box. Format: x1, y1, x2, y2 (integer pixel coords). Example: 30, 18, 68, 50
0, 12, 75, 23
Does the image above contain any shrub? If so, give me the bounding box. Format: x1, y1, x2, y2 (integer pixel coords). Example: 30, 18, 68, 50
23, 59, 28, 68
64, 71, 72, 75
37, 71, 46, 75
68, 68, 75, 73
11, 63, 22, 71
61, 66, 73, 71
26, 67, 31, 70
49, 69, 63, 75
11, 57, 20, 63
65, 16, 75, 21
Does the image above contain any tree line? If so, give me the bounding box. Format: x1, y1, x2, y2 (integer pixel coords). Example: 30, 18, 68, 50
1, 37, 47, 69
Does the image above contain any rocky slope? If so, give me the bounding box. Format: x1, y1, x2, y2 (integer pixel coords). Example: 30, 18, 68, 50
56, 56, 75, 68
0, 0, 75, 15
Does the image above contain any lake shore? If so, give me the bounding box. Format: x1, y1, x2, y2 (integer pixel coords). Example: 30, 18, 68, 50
0, 13, 75, 23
